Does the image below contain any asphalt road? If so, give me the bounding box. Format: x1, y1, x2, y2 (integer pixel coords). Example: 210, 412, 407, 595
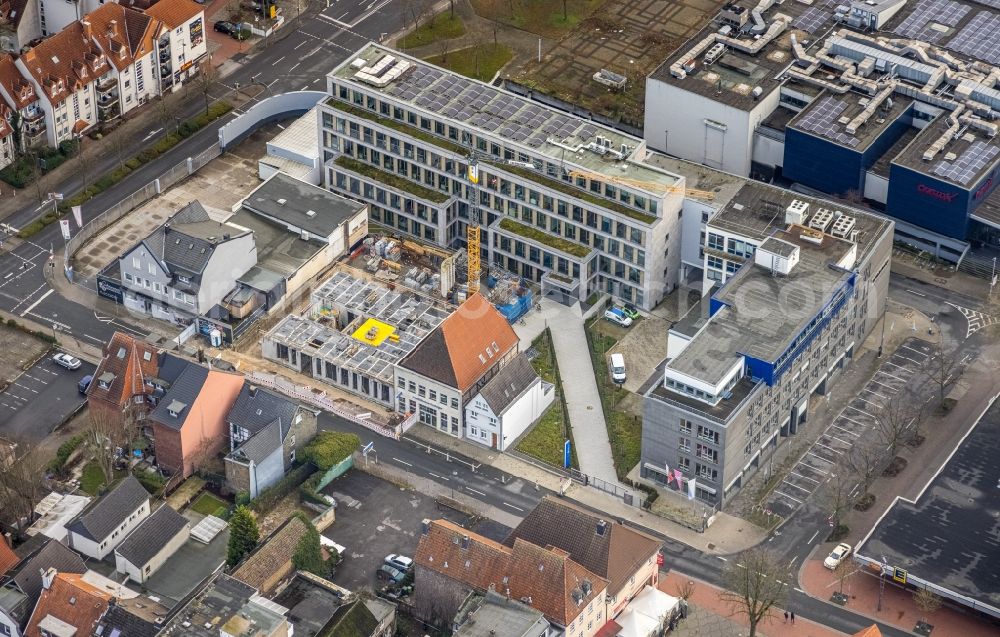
0, 356, 95, 442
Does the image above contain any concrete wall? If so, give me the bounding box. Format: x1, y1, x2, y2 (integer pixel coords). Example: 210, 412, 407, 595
115, 520, 191, 584
69, 500, 150, 560
219, 91, 326, 149
395, 369, 466, 436
39, 0, 103, 35
197, 234, 258, 314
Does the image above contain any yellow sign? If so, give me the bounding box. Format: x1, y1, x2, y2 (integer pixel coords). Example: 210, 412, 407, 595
892, 568, 907, 585
351, 318, 397, 347
467, 163, 479, 185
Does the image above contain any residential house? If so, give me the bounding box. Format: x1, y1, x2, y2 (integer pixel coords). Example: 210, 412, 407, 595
0, 53, 46, 149
118, 201, 257, 324
503, 497, 661, 620
147, 360, 244, 479
464, 353, 553, 451
22, 570, 112, 637
452, 593, 549, 637
0, 0, 39, 53
272, 572, 397, 637
36, 0, 103, 36
0, 538, 86, 637
86, 331, 162, 427
321, 597, 397, 637
220, 598, 290, 637
66, 475, 150, 560
231, 515, 310, 595
414, 518, 610, 636
15, 22, 110, 146
143, 0, 206, 94
224, 383, 317, 498
82, 3, 162, 121
395, 293, 518, 438
113, 503, 190, 584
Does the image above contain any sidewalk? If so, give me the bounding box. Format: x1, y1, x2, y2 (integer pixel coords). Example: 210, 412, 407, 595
799, 553, 995, 637
890, 257, 989, 302
660, 570, 849, 637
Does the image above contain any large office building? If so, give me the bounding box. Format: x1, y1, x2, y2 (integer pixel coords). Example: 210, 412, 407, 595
644, 0, 1000, 261
319, 43, 691, 310
641, 182, 893, 505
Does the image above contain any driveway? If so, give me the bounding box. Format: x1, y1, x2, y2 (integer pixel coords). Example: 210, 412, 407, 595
0, 356, 95, 443
320, 470, 508, 592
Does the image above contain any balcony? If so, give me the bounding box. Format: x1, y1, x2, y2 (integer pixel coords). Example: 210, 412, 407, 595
23, 109, 44, 123
97, 76, 117, 92
98, 92, 119, 108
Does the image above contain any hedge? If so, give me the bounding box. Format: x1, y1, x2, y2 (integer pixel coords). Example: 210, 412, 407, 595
301, 432, 360, 471
299, 471, 328, 506
250, 462, 315, 515
133, 468, 167, 494
49, 434, 85, 473
17, 101, 233, 238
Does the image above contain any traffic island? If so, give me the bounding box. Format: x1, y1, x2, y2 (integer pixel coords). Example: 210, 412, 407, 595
914, 620, 934, 636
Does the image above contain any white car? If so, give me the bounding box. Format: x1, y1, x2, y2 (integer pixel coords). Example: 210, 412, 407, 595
824, 543, 853, 569
385, 554, 413, 571
52, 352, 82, 370
604, 307, 633, 327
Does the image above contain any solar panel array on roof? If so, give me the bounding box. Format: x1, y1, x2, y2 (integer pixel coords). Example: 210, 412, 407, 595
795, 96, 860, 148
793, 6, 832, 34
948, 11, 1000, 64
932, 140, 1000, 184
893, 0, 969, 42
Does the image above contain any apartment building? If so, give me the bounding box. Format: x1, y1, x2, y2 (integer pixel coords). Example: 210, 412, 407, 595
321, 44, 686, 310
82, 4, 161, 119
145, 0, 206, 94
0, 0, 40, 53
0, 54, 46, 149
37, 0, 102, 36
15, 21, 108, 146
641, 185, 893, 505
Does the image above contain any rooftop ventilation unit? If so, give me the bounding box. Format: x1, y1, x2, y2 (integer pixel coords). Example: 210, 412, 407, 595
704, 43, 726, 65
830, 214, 856, 239
785, 199, 810, 225
808, 208, 835, 233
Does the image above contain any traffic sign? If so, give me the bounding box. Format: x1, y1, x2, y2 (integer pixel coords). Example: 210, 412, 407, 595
892, 567, 907, 585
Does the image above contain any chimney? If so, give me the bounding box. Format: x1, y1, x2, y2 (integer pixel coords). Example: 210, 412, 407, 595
109, 19, 117, 37
41, 568, 57, 590
3, 532, 11, 547
81, 19, 92, 39
248, 385, 257, 398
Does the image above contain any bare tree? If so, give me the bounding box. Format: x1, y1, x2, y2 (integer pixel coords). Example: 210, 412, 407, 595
155, 97, 179, 135
674, 578, 696, 601
928, 336, 961, 408
449, 0, 455, 18
845, 440, 884, 503
108, 131, 129, 173
872, 395, 922, 460
84, 408, 132, 488
820, 460, 857, 530
913, 588, 942, 627
436, 38, 450, 63
0, 438, 48, 532
719, 547, 789, 637
196, 63, 218, 115
834, 557, 855, 596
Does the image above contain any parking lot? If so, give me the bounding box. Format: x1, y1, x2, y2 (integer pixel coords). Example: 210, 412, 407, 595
321, 470, 510, 592
766, 338, 935, 518
0, 356, 96, 443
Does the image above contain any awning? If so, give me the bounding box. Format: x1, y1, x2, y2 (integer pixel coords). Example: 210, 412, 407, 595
614, 586, 680, 637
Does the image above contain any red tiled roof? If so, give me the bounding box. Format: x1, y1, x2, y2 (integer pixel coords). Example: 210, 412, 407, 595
20, 23, 110, 105
0, 539, 18, 576
23, 572, 112, 637
852, 626, 883, 637
0, 53, 37, 110
87, 331, 162, 410
83, 4, 160, 72
415, 519, 608, 626
144, 0, 203, 29
0, 0, 30, 30
402, 293, 519, 391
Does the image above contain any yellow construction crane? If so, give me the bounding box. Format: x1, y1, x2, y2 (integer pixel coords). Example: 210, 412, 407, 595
567, 169, 716, 200
466, 159, 483, 295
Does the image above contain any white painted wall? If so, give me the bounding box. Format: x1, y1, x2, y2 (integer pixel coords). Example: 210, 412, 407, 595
864, 172, 889, 204
39, 0, 104, 35
464, 379, 555, 451
69, 500, 151, 560
0, 607, 22, 637
394, 368, 464, 436
115, 522, 190, 584
751, 131, 785, 170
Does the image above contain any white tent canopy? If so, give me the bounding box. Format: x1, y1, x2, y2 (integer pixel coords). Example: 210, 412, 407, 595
615, 586, 681, 637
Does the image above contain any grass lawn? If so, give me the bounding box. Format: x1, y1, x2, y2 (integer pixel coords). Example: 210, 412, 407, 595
471, 0, 604, 39
517, 330, 578, 468
398, 12, 465, 49
426, 44, 513, 82
79, 461, 125, 495
190, 492, 229, 517
587, 322, 642, 479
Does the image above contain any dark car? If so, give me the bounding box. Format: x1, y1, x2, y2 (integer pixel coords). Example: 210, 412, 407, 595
376, 564, 405, 584
78, 374, 93, 395
214, 20, 236, 35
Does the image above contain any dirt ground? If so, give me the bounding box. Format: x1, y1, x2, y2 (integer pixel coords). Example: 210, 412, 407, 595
73, 126, 279, 279
608, 313, 669, 394
0, 325, 51, 385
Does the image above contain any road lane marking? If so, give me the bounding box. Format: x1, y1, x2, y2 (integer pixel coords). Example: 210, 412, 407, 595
502, 502, 524, 512
19, 288, 54, 317
83, 334, 104, 344
392, 457, 412, 467
428, 472, 449, 481
807, 530, 819, 544
275, 56, 285, 64
716, 556, 728, 562
290, 62, 300, 71
905, 289, 926, 297
465, 487, 485, 496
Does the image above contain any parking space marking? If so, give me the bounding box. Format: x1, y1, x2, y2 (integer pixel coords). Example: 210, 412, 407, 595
774, 490, 803, 504
846, 405, 874, 418
782, 480, 811, 494
882, 360, 908, 370
863, 388, 889, 400
870, 379, 897, 391
13, 382, 38, 394
876, 369, 906, 382
901, 345, 928, 359
807, 451, 834, 464
814, 440, 844, 455
825, 432, 854, 446
831, 423, 861, 437
789, 470, 820, 483
841, 413, 871, 427
894, 353, 924, 365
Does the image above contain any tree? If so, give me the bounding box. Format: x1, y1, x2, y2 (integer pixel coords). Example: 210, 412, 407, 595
718, 547, 789, 637
292, 515, 327, 576
913, 588, 942, 627
928, 336, 960, 408
674, 578, 696, 601
155, 97, 179, 135
301, 431, 360, 470
820, 460, 857, 531
449, 0, 455, 18
226, 505, 260, 567
872, 395, 922, 460
845, 439, 884, 501
834, 557, 854, 596
196, 63, 218, 115
108, 131, 129, 173
84, 408, 131, 488
0, 438, 48, 532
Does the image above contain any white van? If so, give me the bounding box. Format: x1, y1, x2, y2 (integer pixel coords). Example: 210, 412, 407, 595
609, 353, 627, 384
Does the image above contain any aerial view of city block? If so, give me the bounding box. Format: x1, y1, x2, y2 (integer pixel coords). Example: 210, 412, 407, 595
0, 0, 998, 636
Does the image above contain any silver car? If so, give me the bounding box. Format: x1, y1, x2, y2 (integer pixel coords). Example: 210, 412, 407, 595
52, 352, 82, 370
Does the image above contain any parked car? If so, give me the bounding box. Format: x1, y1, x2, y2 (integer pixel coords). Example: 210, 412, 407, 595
824, 543, 853, 569
609, 353, 626, 384
385, 554, 413, 571
622, 303, 641, 320
78, 374, 93, 394
604, 306, 632, 327
52, 353, 82, 370
376, 564, 406, 584
214, 20, 237, 35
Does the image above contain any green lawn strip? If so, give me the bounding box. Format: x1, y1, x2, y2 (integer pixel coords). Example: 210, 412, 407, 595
80, 461, 106, 495
498, 217, 591, 258
398, 12, 466, 49
493, 163, 657, 224
325, 99, 467, 155
517, 329, 578, 468
334, 156, 451, 203
425, 44, 513, 82
190, 492, 229, 517
586, 324, 641, 480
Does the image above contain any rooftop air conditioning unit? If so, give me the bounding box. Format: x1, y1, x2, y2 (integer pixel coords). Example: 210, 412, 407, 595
785, 199, 810, 225
808, 208, 835, 233
830, 214, 856, 239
